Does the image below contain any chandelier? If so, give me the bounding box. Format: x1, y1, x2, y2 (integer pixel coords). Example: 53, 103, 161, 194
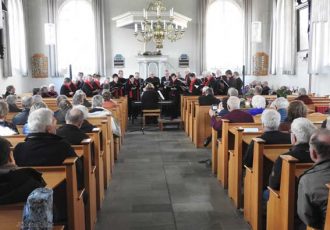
134, 0, 187, 50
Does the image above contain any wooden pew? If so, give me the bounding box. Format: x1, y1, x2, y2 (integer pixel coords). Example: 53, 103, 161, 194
267, 156, 313, 230
72, 139, 97, 230
6, 112, 18, 123
193, 104, 212, 148
0, 157, 85, 230
227, 126, 263, 208
189, 100, 198, 141
87, 117, 112, 188
216, 120, 257, 188
87, 128, 104, 210
243, 139, 291, 230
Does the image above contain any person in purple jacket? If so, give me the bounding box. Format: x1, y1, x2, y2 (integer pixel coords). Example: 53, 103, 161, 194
209, 96, 254, 138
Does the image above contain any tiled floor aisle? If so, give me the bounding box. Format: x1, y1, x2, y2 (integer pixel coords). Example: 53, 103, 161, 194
96, 128, 250, 230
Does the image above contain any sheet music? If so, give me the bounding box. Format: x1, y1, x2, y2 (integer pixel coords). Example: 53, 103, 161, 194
157, 90, 165, 101
243, 128, 259, 133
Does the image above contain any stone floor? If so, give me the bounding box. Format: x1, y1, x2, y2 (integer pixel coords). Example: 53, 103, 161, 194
96, 126, 250, 230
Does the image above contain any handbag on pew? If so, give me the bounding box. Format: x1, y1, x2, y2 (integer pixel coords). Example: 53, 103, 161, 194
21, 187, 53, 230
0, 168, 46, 205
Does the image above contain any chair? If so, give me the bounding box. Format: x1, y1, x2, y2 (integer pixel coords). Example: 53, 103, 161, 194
142, 109, 161, 129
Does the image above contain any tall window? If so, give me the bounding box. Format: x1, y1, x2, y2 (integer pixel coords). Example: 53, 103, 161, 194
57, 0, 96, 76
8, 0, 27, 76
206, 0, 244, 71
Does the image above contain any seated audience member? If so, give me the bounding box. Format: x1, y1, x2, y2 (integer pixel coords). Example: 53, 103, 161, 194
141, 83, 159, 110
297, 129, 330, 229
12, 96, 33, 126
22, 102, 48, 134
198, 87, 220, 106
60, 77, 75, 97
13, 108, 83, 187
227, 87, 239, 97
0, 101, 18, 135
270, 97, 289, 122
40, 85, 51, 98
73, 90, 91, 108
254, 85, 263, 95
102, 91, 118, 109
261, 81, 271, 95
209, 96, 254, 137
6, 95, 22, 112
54, 99, 72, 125
243, 109, 291, 168
74, 105, 96, 133
32, 95, 43, 104
269, 118, 316, 190
0, 137, 46, 205
89, 95, 111, 117
248, 95, 266, 116
321, 116, 330, 129
279, 100, 307, 131
295, 88, 313, 105
217, 97, 230, 117
56, 95, 67, 106
48, 84, 58, 98
56, 108, 89, 145
32, 88, 41, 95
3, 85, 15, 98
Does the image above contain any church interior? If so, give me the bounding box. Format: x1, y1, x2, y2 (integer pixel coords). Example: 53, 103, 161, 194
0, 0, 330, 230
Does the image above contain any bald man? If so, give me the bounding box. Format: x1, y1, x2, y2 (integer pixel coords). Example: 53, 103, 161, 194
56, 108, 89, 145
297, 129, 330, 229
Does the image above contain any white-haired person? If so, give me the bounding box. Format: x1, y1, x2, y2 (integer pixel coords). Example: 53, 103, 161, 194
268, 117, 317, 190
227, 87, 239, 97
295, 87, 314, 105
89, 95, 111, 117
243, 109, 291, 168
248, 95, 266, 116
54, 99, 72, 125
198, 87, 220, 106
73, 89, 91, 108
22, 102, 48, 134
12, 96, 33, 126
270, 97, 289, 122
254, 85, 263, 95
209, 96, 254, 138
32, 95, 43, 104
297, 129, 330, 229
48, 84, 58, 98
73, 105, 96, 133
0, 101, 18, 135
5, 95, 22, 112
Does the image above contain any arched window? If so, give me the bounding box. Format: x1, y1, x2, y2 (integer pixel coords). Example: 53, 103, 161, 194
206, 0, 244, 71
8, 0, 27, 76
57, 0, 96, 76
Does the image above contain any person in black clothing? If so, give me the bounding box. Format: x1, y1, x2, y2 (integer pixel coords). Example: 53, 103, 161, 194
233, 71, 243, 95
268, 118, 317, 190
60, 78, 75, 97
203, 71, 219, 94
92, 74, 102, 91
73, 105, 96, 133
75, 72, 84, 90
188, 73, 202, 95
261, 81, 271, 95
160, 70, 172, 100
57, 108, 89, 145
145, 73, 161, 90
118, 70, 127, 85
126, 75, 141, 119
141, 83, 159, 110
6, 95, 22, 112
3, 85, 15, 98
169, 73, 182, 119
198, 87, 220, 106
0, 101, 18, 134
110, 74, 124, 98
82, 75, 99, 97
244, 109, 291, 168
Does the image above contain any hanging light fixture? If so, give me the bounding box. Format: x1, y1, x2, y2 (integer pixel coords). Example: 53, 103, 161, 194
134, 0, 187, 50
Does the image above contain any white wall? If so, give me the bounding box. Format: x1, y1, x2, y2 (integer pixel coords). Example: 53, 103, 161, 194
106, 0, 199, 78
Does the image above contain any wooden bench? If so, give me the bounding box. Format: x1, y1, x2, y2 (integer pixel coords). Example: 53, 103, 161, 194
87, 128, 104, 210
228, 126, 263, 208
192, 104, 212, 148
267, 156, 313, 230
243, 139, 291, 230
142, 109, 161, 129
217, 120, 257, 188
72, 139, 97, 230
0, 157, 85, 230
